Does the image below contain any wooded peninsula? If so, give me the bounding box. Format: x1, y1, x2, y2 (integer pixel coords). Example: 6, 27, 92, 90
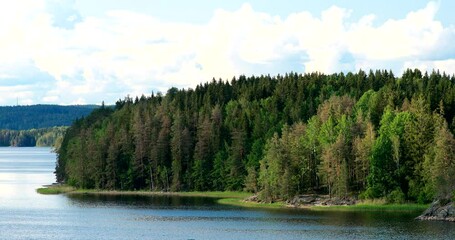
0, 127, 67, 147
56, 69, 455, 205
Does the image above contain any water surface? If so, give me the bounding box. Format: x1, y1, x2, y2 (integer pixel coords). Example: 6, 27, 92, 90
0, 147, 453, 239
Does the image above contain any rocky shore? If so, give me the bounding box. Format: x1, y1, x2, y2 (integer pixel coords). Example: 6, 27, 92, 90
416, 200, 455, 222
245, 194, 357, 207
288, 194, 357, 207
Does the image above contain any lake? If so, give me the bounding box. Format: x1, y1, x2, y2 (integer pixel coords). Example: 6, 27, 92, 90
0, 147, 453, 239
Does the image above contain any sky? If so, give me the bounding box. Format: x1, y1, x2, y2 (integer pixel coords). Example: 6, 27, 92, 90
1, 0, 455, 105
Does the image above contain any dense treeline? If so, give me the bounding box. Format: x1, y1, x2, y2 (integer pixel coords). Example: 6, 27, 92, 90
0, 105, 97, 130
57, 69, 455, 203
0, 127, 67, 147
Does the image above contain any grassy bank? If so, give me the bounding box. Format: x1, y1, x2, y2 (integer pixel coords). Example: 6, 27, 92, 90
38, 185, 251, 200
217, 197, 286, 209
310, 203, 429, 212
36, 185, 76, 194
217, 198, 427, 212
36, 186, 428, 212
163, 191, 251, 199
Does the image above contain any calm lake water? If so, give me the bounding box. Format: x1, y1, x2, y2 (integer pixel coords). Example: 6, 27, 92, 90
0, 147, 453, 240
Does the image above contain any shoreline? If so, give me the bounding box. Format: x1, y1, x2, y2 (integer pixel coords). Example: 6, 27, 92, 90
225, 198, 428, 212
36, 185, 428, 212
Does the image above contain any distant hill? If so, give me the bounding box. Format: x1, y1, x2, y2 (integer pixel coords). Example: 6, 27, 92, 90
0, 105, 98, 130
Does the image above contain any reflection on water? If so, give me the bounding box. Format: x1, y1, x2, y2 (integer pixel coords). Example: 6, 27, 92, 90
67, 193, 220, 209
0, 147, 454, 240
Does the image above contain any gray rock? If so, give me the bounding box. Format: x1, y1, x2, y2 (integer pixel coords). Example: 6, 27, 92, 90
417, 200, 455, 222
288, 194, 356, 207
290, 195, 317, 205
245, 195, 258, 202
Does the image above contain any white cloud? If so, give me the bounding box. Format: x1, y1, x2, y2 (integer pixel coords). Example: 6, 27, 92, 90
0, 1, 454, 105
347, 1, 444, 61
402, 59, 455, 74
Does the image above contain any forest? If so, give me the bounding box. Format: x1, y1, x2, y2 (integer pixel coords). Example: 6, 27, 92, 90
56, 69, 455, 204
0, 127, 67, 147
0, 105, 97, 130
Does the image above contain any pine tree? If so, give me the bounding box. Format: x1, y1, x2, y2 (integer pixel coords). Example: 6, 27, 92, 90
423, 115, 455, 201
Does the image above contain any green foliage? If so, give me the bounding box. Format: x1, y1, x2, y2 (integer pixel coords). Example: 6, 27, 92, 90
361, 187, 380, 200
366, 108, 415, 199
386, 188, 406, 204
258, 134, 284, 202
313, 202, 428, 212
353, 121, 375, 190
56, 69, 455, 205
257, 123, 308, 201
244, 166, 258, 193
36, 185, 75, 194
422, 115, 455, 201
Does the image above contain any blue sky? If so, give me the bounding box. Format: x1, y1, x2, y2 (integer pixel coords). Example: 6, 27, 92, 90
1, 0, 455, 105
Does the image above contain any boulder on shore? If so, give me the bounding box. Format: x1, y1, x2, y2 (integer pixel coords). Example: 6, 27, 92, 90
416, 200, 455, 222
288, 194, 356, 207
243, 194, 357, 206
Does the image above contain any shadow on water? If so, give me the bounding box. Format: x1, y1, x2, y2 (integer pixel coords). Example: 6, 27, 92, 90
66, 193, 223, 210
